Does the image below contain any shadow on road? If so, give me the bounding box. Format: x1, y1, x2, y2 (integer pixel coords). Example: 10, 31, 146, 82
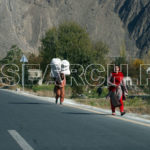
63, 112, 110, 116
8, 102, 52, 105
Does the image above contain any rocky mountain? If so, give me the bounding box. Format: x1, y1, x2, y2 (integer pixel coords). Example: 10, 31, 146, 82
0, 0, 149, 58
115, 0, 150, 57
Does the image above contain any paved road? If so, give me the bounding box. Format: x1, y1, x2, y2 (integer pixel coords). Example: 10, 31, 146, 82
0, 89, 150, 150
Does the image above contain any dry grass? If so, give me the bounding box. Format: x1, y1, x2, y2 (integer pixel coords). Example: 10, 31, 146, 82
74, 98, 150, 115
36, 90, 55, 97
0, 83, 4, 87
126, 106, 150, 115
25, 85, 72, 98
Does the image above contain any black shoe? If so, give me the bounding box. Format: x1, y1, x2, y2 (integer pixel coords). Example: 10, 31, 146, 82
60, 102, 63, 105
121, 112, 126, 116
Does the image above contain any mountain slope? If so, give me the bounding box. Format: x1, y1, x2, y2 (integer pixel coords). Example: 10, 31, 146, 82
0, 0, 149, 58
115, 0, 150, 56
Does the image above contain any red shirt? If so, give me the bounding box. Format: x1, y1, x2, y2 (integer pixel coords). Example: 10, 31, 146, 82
109, 72, 124, 91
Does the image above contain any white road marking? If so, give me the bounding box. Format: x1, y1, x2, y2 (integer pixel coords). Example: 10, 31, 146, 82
8, 130, 34, 150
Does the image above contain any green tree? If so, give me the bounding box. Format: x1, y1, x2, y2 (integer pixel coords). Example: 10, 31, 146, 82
40, 28, 58, 69
40, 22, 109, 95
40, 22, 93, 94
0, 45, 23, 85
57, 22, 92, 65
0, 45, 23, 64
28, 53, 42, 65
129, 58, 144, 79
40, 22, 92, 68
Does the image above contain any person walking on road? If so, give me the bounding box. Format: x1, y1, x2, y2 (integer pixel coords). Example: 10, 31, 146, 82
54, 73, 66, 105
107, 65, 128, 116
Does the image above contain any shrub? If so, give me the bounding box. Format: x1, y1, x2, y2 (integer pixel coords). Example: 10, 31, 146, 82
32, 84, 54, 92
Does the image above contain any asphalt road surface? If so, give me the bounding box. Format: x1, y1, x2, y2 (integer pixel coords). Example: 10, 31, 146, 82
0, 89, 150, 150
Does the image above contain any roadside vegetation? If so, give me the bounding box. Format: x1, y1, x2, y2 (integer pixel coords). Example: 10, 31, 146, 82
0, 21, 150, 116
75, 97, 150, 116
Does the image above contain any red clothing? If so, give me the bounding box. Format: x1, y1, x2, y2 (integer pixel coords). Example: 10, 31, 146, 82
55, 78, 66, 103
109, 72, 124, 92
108, 72, 125, 113
55, 87, 65, 103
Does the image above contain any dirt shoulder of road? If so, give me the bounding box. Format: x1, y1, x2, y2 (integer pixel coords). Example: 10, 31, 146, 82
74, 98, 150, 117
